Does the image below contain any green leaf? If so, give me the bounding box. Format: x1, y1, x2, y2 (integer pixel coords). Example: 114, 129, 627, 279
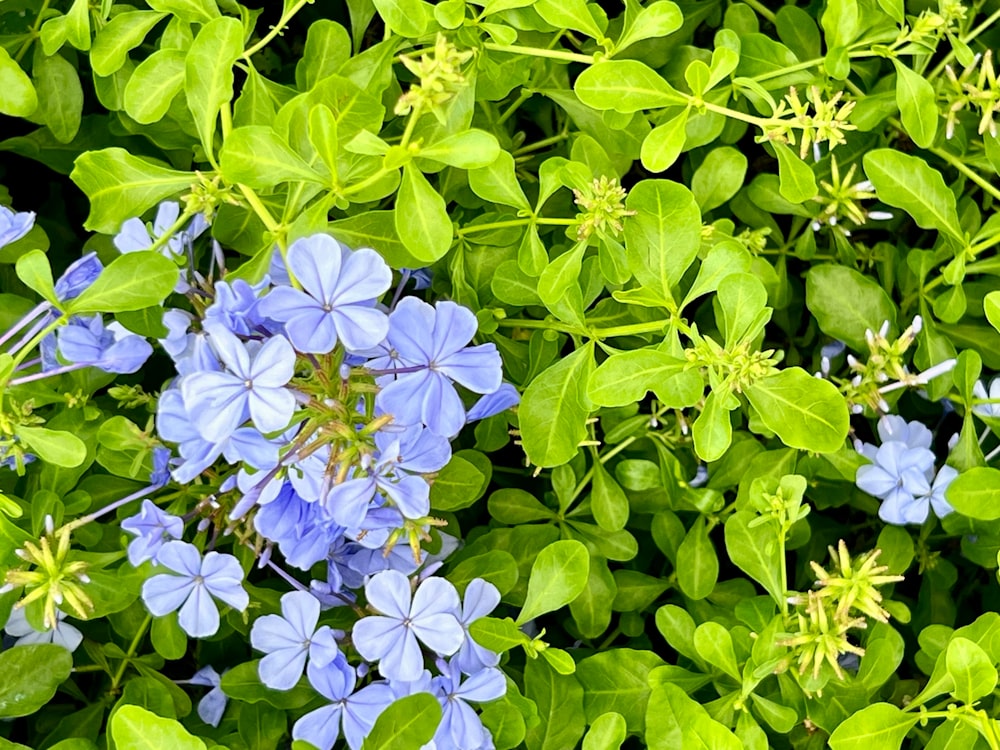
219, 126, 327, 188
946, 637, 997, 704
582, 712, 627, 750
146, 0, 220, 23
124, 50, 186, 125
111, 705, 207, 750
15, 426, 86, 468
295, 20, 351, 90
468, 150, 530, 211
429, 454, 489, 511
395, 164, 453, 263
575, 60, 687, 114
640, 110, 688, 173
361, 693, 441, 750
329, 211, 422, 268
675, 517, 718, 600
863, 150, 963, 243
15, 249, 58, 304
623, 179, 702, 304
371, 0, 430, 37
592, 459, 629, 532
945, 467, 1000, 520
520, 343, 595, 468
827, 703, 919, 750
0, 644, 73, 718
717, 272, 769, 346
805, 265, 897, 350
517, 540, 590, 624
693, 622, 740, 679
985, 291, 1000, 334
524, 658, 586, 750
70, 148, 195, 234
446, 550, 519, 596
185, 16, 243, 159
682, 240, 752, 307
68, 252, 178, 314
534, 0, 605, 39
150, 612, 187, 661
692, 390, 732, 462
217, 662, 311, 712
470, 617, 531, 653
615, 1, 683, 54
0, 47, 37, 117
772, 141, 817, 203
821, 0, 860, 49
588, 350, 701, 409
420, 130, 501, 168
745, 368, 850, 453
570, 557, 617, 638
611, 570, 668, 612
893, 60, 937, 148
577, 650, 665, 733
691, 146, 747, 211
91, 11, 168, 76
238, 702, 286, 750
724, 510, 784, 605
33, 52, 83, 144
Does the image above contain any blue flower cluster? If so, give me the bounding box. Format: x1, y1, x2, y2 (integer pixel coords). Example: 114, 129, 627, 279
854, 415, 957, 525
108, 218, 518, 744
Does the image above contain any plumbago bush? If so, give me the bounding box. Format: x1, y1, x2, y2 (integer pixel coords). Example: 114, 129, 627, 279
7, 0, 1000, 749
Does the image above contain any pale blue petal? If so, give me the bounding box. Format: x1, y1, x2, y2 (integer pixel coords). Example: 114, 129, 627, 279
437, 344, 503, 394
142, 574, 194, 616
353, 616, 404, 663
330, 247, 392, 305
365, 570, 411, 619
326, 477, 376, 529
157, 540, 203, 576
289, 235, 344, 304
293, 705, 344, 750
178, 584, 221, 637
411, 613, 463, 656
456, 667, 506, 703
332, 305, 390, 353
259, 646, 308, 690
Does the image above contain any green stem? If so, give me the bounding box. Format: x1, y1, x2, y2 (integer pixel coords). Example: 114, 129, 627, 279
341, 167, 394, 198
740, 0, 777, 24
14, 0, 51, 63
927, 7, 1000, 80
242, 0, 312, 60
456, 217, 575, 236
590, 320, 671, 339
513, 130, 571, 157
483, 42, 594, 64
929, 145, 1000, 203
110, 614, 152, 691
399, 103, 423, 150
238, 185, 280, 233
497, 91, 532, 127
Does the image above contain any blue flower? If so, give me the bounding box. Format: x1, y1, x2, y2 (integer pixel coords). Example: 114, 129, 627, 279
114, 201, 208, 259
973, 377, 1000, 419
373, 298, 503, 438
181, 326, 297, 443
141, 541, 248, 638
250, 590, 342, 690
56, 316, 153, 374
856, 441, 934, 525
257, 235, 392, 354
54, 252, 102, 301
292, 657, 395, 750
188, 666, 228, 727
205, 277, 269, 336
431, 659, 506, 750
121, 499, 183, 566
4, 606, 82, 653
0, 206, 35, 248
353, 570, 463, 681
466, 382, 520, 422
453, 579, 501, 675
